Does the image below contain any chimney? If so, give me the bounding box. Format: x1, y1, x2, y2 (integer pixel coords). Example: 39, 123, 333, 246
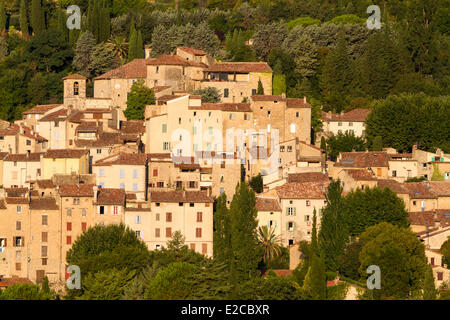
303, 96, 307, 104
281, 93, 286, 99
93, 185, 98, 202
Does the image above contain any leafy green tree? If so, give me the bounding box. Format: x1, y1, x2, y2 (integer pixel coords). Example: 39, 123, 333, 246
229, 183, 261, 289
319, 180, 349, 271
337, 241, 361, 281
329, 14, 365, 25
257, 225, 283, 266
107, 35, 128, 63
432, 163, 445, 181
325, 131, 366, 161
252, 21, 288, 60
193, 87, 221, 103
292, 240, 312, 286
423, 264, 437, 300
441, 237, 450, 267
249, 173, 263, 193
303, 254, 326, 300
73, 31, 96, 77
272, 74, 286, 95
0, 284, 53, 300
88, 42, 119, 77
121, 264, 160, 300
236, 276, 305, 300
78, 268, 136, 300
359, 222, 428, 299
365, 94, 450, 153
286, 17, 320, 29
343, 187, 409, 236
283, 33, 317, 77
124, 79, 155, 120
372, 136, 383, 151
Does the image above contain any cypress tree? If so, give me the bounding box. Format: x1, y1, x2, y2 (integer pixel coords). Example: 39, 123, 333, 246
128, 19, 137, 62
372, 136, 383, 151
423, 264, 436, 300
135, 30, 143, 59
31, 0, 45, 35
98, 3, 110, 43
229, 183, 260, 293
20, 0, 29, 39
310, 208, 318, 255
0, 0, 6, 36
303, 254, 327, 300
213, 194, 232, 266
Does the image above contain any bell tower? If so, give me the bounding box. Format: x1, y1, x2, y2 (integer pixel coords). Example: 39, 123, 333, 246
63, 73, 87, 109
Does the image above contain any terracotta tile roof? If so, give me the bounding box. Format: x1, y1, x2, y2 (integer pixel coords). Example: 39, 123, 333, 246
157, 95, 181, 103
403, 182, 437, 199
23, 104, 61, 115
6, 197, 29, 204
151, 86, 172, 92
37, 179, 55, 189
30, 197, 59, 210
251, 95, 285, 101
66, 110, 84, 123
377, 179, 409, 194
147, 153, 172, 160
63, 73, 87, 80
256, 197, 281, 211
126, 193, 137, 201
0, 152, 8, 160
95, 188, 126, 205
146, 55, 205, 67
408, 210, 450, 227
287, 172, 329, 183
44, 149, 88, 159
0, 124, 19, 136
336, 152, 389, 168
322, 109, 371, 122
95, 59, 148, 80
206, 62, 272, 73
120, 120, 145, 135
426, 181, 450, 197
4, 152, 43, 162
150, 190, 213, 203
39, 108, 68, 122
275, 182, 328, 199
263, 269, 293, 277
84, 108, 111, 114
0, 199, 6, 209
286, 98, 311, 108
59, 184, 95, 197
343, 169, 377, 181
75, 132, 123, 148
190, 103, 252, 112
177, 47, 207, 56
94, 152, 147, 166
76, 121, 100, 132
5, 187, 28, 196
20, 124, 47, 141
0, 278, 33, 287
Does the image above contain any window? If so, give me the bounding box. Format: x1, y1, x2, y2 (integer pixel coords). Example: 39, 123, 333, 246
14, 236, 23, 247
190, 243, 196, 250
135, 215, 141, 224
178, 118, 182, 125
190, 203, 194, 207
196, 228, 202, 238
16, 221, 21, 231
163, 142, 170, 150
157, 182, 164, 188
120, 169, 125, 179
179, 202, 183, 207
280, 146, 285, 152
73, 82, 79, 95
349, 122, 353, 126
296, 112, 299, 118
135, 231, 141, 238
431, 257, 435, 266
437, 272, 443, 281
162, 124, 167, 133
189, 181, 196, 188
41, 246, 47, 257
166, 228, 172, 238
97, 149, 102, 154
152, 169, 158, 177
197, 212, 202, 222
267, 110, 271, 118
220, 187, 224, 194
99, 168, 104, 177
26, 140, 31, 146
306, 200, 311, 207
0, 238, 6, 247
17, 206, 22, 213
304, 215, 310, 222
287, 146, 293, 152
252, 89, 256, 95
202, 243, 207, 254
224, 88, 229, 98
338, 122, 342, 126
73, 198, 80, 205
67, 222, 72, 231
392, 170, 397, 177
155, 228, 160, 237
42, 215, 48, 226
99, 206, 105, 215
166, 212, 172, 222
67, 208, 72, 217
82, 222, 87, 231
288, 222, 294, 231
120, 183, 125, 189
66, 236, 72, 245
16, 263, 21, 271
113, 206, 120, 215
290, 124, 296, 133
377, 168, 382, 177
82, 209, 87, 216
132, 183, 138, 192
287, 207, 295, 216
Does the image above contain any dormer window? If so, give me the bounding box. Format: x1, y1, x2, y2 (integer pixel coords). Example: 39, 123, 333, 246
74, 82, 79, 95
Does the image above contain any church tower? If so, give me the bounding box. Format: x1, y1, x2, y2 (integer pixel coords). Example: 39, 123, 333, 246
63, 74, 87, 109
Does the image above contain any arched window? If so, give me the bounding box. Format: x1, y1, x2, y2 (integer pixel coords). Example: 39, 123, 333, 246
73, 82, 79, 95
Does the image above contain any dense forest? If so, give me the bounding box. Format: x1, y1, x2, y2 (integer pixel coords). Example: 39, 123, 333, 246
0, 0, 448, 151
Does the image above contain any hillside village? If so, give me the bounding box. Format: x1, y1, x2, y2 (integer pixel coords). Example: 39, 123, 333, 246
0, 45, 447, 296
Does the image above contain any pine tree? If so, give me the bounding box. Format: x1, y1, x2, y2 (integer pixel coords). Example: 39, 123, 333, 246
423, 264, 436, 300
19, 0, 29, 39
73, 31, 96, 77
31, 0, 45, 35
0, 0, 6, 36
229, 183, 261, 293
213, 194, 232, 266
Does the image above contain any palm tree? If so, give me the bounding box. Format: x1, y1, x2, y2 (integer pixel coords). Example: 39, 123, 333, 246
107, 35, 128, 64
257, 225, 283, 266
